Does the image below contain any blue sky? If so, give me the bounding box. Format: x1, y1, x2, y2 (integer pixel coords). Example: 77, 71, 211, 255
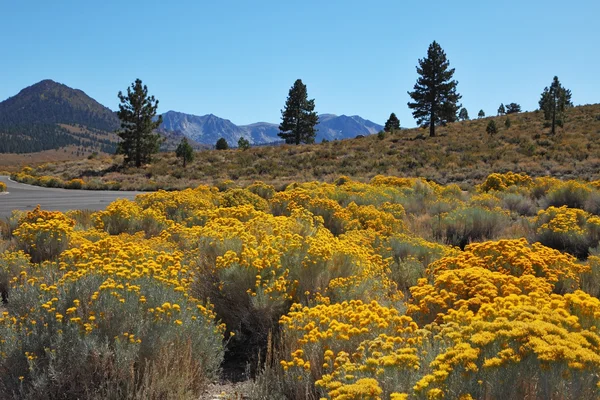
1, 0, 598, 126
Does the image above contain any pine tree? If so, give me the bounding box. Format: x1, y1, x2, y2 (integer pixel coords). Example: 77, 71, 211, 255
116, 79, 163, 167
497, 103, 506, 115
505, 103, 522, 114
539, 76, 573, 135
216, 138, 229, 150
478, 110, 485, 118
407, 41, 461, 137
175, 137, 194, 168
486, 120, 498, 135
384, 113, 400, 132
278, 79, 319, 145
458, 108, 469, 121
238, 136, 250, 150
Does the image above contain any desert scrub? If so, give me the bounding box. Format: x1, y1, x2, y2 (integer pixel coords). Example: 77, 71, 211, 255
135, 186, 219, 222
0, 181, 6, 192
13, 206, 75, 262
411, 293, 600, 400
544, 180, 593, 209
386, 234, 459, 292
93, 199, 170, 237
64, 178, 85, 189
278, 300, 418, 399
0, 269, 224, 399
478, 171, 533, 192
426, 238, 587, 293
433, 206, 510, 249
533, 205, 600, 259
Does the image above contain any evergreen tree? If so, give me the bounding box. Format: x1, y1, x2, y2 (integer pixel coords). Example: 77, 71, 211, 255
478, 110, 485, 118
505, 103, 522, 114
175, 137, 194, 168
238, 136, 250, 150
216, 138, 229, 150
539, 76, 573, 135
486, 120, 498, 135
278, 79, 319, 145
458, 108, 470, 121
116, 79, 162, 167
497, 103, 506, 115
384, 113, 401, 132
383, 113, 400, 132
407, 41, 461, 137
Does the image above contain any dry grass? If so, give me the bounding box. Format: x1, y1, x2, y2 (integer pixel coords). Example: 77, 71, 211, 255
8, 104, 600, 190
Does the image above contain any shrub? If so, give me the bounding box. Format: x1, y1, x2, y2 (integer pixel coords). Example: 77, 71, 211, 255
0, 182, 6, 192
13, 206, 75, 262
478, 172, 533, 192
544, 180, 592, 209
93, 199, 170, 237
433, 206, 509, 249
247, 181, 276, 200
64, 178, 85, 189
533, 205, 600, 259
0, 251, 224, 399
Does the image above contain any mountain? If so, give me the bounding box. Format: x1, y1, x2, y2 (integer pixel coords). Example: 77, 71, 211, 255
316, 114, 383, 142
0, 79, 120, 153
0, 79, 383, 154
159, 112, 383, 146
160, 111, 250, 146
239, 122, 281, 144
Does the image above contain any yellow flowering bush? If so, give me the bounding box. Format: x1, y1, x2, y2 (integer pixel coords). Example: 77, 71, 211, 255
94, 198, 171, 237
428, 239, 587, 292
13, 205, 75, 262
533, 206, 600, 259
0, 234, 224, 398
64, 178, 85, 189
478, 172, 533, 192
279, 300, 417, 398
413, 293, 600, 400
3, 175, 600, 399
0, 181, 6, 192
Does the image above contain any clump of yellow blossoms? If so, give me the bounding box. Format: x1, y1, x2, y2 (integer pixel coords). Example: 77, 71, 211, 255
13, 205, 75, 262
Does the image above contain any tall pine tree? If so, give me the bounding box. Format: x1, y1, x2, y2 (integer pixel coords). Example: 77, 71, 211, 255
116, 79, 162, 167
384, 113, 400, 132
407, 41, 461, 137
278, 79, 319, 145
539, 76, 573, 135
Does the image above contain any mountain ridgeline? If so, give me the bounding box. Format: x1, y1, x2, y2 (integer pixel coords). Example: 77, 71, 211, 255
0, 79, 383, 154
0, 80, 120, 153
159, 111, 384, 146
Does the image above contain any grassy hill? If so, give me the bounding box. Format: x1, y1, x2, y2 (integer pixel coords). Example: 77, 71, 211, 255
9, 104, 600, 190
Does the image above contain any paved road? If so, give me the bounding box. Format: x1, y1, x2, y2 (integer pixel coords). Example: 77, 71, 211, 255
0, 176, 142, 218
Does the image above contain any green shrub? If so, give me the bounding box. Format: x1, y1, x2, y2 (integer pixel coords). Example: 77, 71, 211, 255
434, 206, 510, 249
545, 181, 592, 209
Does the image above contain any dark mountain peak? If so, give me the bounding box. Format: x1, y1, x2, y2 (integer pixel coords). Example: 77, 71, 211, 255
0, 79, 120, 134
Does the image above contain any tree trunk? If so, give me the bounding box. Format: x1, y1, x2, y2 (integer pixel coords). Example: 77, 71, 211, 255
430, 106, 436, 137
551, 98, 556, 135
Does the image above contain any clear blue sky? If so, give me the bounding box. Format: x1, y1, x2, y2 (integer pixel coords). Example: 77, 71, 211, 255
1, 0, 598, 126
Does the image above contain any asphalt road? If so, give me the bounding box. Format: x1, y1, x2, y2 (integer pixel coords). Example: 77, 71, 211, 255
0, 176, 142, 218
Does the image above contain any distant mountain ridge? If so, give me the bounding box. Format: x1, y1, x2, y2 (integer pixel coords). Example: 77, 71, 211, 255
158, 111, 383, 146
0, 79, 383, 154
